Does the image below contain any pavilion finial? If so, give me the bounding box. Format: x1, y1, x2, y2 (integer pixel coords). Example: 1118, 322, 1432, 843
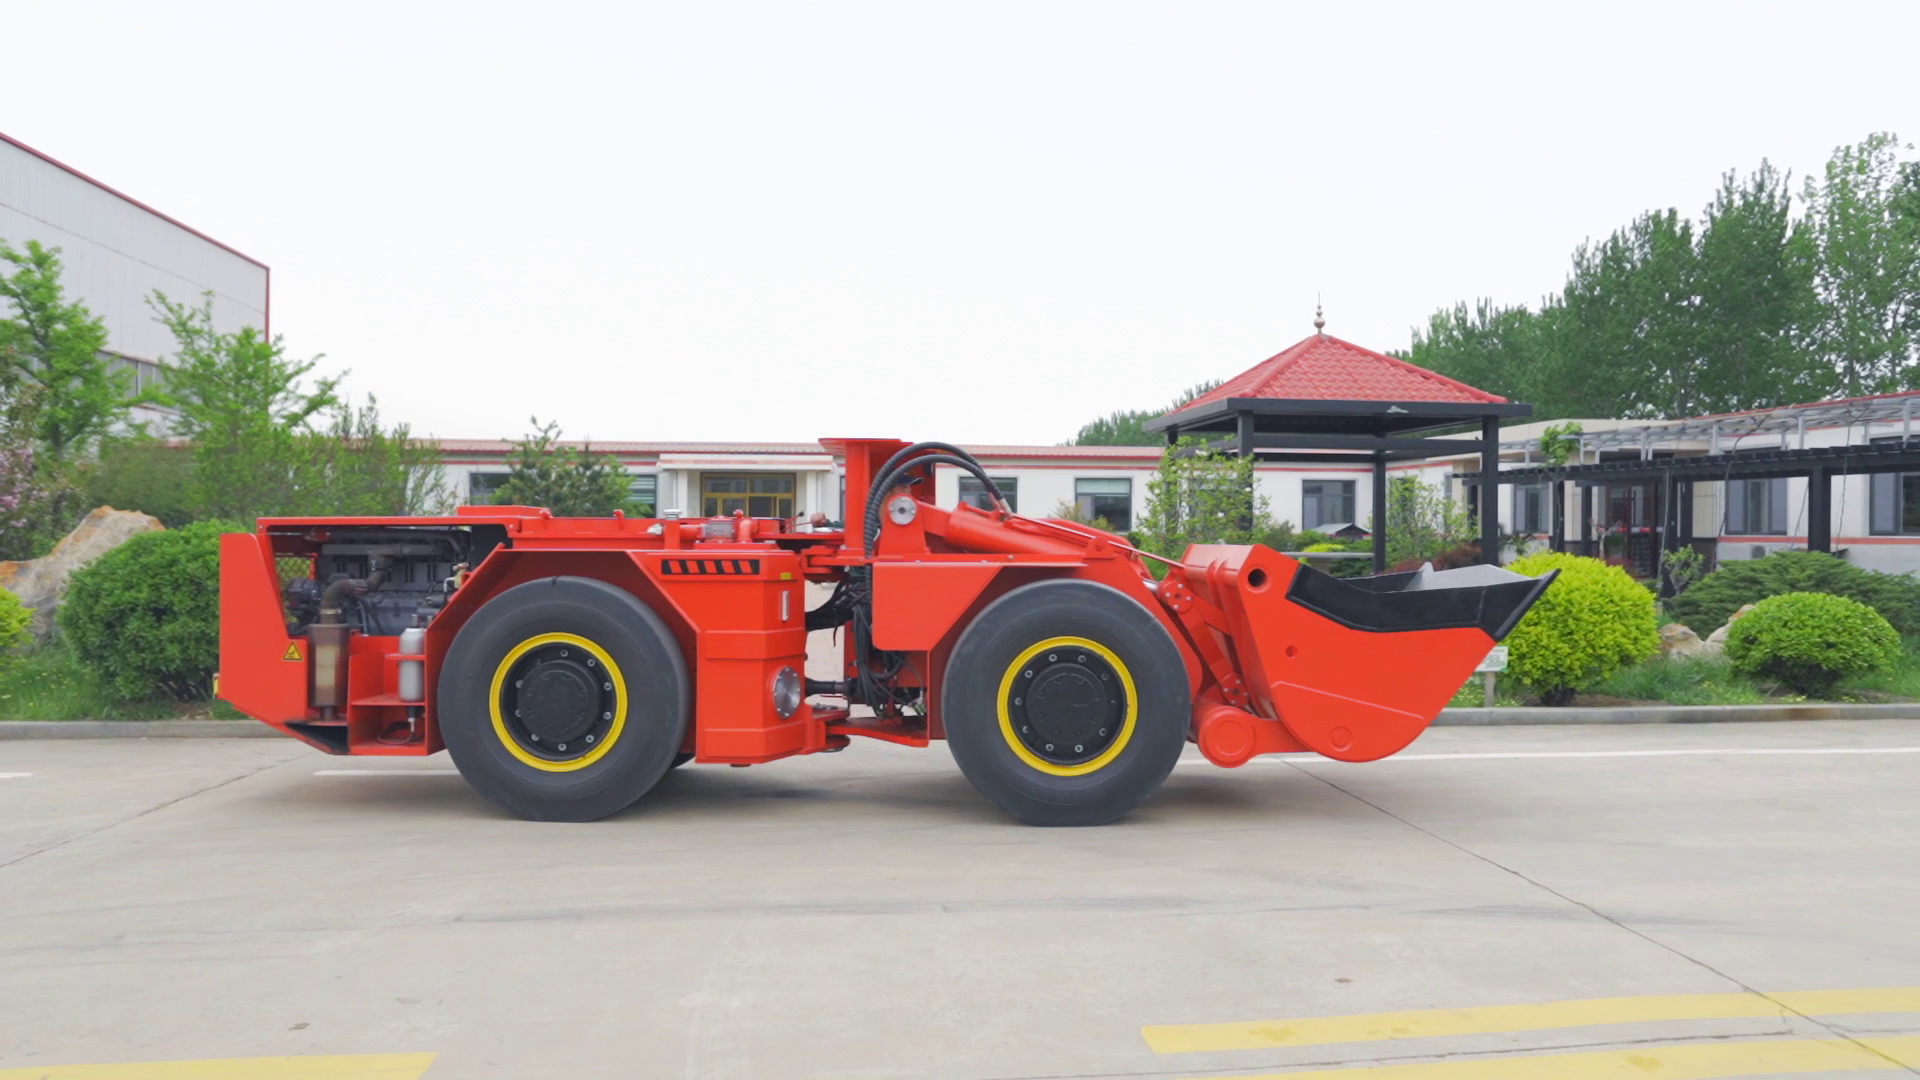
1313, 297, 1325, 333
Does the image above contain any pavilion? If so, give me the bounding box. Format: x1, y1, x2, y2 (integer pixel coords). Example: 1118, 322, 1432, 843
1147, 312, 1530, 570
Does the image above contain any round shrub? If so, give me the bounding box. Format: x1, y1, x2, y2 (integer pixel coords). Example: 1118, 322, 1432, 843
0, 587, 32, 669
1725, 592, 1901, 696
1667, 550, 1920, 635
59, 521, 238, 701
1504, 552, 1661, 706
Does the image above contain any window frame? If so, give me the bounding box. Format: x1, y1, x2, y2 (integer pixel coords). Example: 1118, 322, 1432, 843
1301, 480, 1356, 530
1724, 476, 1788, 536
957, 476, 1018, 513
701, 472, 796, 519
1073, 477, 1132, 532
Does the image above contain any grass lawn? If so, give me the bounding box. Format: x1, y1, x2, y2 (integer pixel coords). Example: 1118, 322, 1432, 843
0, 643, 244, 721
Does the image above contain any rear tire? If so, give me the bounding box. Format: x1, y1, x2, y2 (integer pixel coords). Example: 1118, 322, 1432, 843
438, 576, 689, 821
943, 579, 1189, 826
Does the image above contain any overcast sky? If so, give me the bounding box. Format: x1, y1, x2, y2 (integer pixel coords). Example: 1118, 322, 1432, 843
7, 1, 1918, 445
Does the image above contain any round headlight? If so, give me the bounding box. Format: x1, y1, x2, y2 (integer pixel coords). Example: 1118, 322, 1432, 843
772, 666, 803, 718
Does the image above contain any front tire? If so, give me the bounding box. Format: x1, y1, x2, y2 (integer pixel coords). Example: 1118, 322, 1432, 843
943, 579, 1190, 826
438, 576, 689, 821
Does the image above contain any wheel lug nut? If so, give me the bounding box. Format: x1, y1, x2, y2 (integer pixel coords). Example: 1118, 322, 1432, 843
557, 743, 567, 751
586, 734, 595, 743
1074, 745, 1083, 753
602, 711, 612, 720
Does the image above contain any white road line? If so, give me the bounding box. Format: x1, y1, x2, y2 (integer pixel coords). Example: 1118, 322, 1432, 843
1179, 746, 1920, 765
0, 772, 32, 779
314, 769, 462, 777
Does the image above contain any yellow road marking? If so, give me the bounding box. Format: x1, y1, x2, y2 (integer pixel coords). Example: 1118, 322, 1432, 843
0, 1053, 436, 1079
1144, 987, 1920, 1053
1176, 1035, 1920, 1079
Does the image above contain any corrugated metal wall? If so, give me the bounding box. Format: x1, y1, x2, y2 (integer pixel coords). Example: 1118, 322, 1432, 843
0, 138, 268, 365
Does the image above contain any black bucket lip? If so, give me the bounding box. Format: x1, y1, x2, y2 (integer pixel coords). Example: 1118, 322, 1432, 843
1284, 563, 1558, 639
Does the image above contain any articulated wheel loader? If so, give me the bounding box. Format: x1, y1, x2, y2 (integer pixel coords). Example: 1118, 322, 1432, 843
219, 439, 1552, 824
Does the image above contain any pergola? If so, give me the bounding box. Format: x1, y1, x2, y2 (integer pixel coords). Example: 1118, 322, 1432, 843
1147, 321, 1530, 570
1485, 393, 1920, 586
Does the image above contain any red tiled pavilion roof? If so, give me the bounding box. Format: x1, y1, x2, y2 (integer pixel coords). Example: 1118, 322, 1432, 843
1165, 333, 1507, 416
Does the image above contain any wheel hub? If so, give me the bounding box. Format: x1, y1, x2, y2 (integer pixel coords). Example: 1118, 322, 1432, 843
498, 642, 619, 761
1005, 647, 1127, 767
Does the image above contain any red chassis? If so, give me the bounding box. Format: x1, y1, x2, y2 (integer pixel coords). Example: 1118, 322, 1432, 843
219, 438, 1550, 824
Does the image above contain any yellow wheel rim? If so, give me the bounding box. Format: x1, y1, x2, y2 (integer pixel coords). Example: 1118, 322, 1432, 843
995, 635, 1137, 777
488, 632, 627, 772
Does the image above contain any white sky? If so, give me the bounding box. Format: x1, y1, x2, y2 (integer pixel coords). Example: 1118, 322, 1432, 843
6, 1, 1918, 445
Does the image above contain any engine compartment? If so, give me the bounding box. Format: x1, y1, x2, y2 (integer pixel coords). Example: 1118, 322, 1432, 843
277, 525, 508, 637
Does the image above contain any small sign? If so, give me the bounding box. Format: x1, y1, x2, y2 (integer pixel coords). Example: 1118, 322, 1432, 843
1476, 646, 1509, 673
283, 642, 305, 662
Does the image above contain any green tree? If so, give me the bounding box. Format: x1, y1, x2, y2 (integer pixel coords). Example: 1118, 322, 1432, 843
149, 290, 340, 523
1379, 475, 1474, 567
293, 396, 451, 516
1691, 162, 1827, 410
1136, 438, 1269, 556
1073, 380, 1222, 445
83, 433, 196, 527
1407, 299, 1553, 408
1803, 132, 1920, 397
489, 419, 635, 517
0, 240, 128, 461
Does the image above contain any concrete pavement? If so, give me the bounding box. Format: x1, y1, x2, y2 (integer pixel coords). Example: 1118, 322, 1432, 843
2, 721, 1917, 1079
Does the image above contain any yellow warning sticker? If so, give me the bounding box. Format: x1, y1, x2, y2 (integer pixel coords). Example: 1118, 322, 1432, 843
283, 642, 304, 661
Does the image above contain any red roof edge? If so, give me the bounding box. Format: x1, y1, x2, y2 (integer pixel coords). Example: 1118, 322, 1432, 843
1, 130, 269, 270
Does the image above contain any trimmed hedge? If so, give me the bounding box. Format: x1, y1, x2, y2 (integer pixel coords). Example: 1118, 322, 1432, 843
1504, 552, 1661, 705
1725, 592, 1902, 696
59, 521, 237, 700
0, 587, 30, 670
1667, 550, 1920, 634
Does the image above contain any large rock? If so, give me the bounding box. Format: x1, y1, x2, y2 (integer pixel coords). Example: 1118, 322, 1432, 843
1705, 603, 1760, 649
0, 507, 165, 637
1659, 623, 1708, 658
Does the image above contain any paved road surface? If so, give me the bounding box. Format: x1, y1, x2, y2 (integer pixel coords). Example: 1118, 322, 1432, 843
2, 720, 1917, 1079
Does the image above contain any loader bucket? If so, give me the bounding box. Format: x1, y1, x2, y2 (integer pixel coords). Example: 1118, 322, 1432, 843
1182, 545, 1555, 762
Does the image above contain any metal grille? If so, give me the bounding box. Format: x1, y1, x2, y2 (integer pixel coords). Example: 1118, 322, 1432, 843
275, 555, 314, 589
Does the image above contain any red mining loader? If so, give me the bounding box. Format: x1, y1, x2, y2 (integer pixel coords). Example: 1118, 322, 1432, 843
218, 439, 1551, 824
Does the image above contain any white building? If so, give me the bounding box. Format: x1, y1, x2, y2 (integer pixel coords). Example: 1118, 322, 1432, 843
0, 132, 270, 430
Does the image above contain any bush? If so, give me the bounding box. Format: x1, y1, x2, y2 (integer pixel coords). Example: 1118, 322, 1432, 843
0, 587, 31, 669
1504, 552, 1661, 705
83, 435, 196, 527
1667, 550, 1920, 634
59, 521, 237, 700
1725, 592, 1902, 696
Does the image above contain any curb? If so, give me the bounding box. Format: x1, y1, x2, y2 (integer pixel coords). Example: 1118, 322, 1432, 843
1436, 703, 1920, 726
0, 720, 280, 739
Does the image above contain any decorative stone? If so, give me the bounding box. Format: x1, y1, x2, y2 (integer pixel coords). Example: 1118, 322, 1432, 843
0, 507, 165, 638
1705, 603, 1760, 648
1659, 623, 1707, 658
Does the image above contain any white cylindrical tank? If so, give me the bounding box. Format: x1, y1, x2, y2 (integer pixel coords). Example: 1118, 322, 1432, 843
398, 621, 428, 703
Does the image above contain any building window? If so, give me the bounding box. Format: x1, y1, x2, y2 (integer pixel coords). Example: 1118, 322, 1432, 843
1869, 437, 1920, 535
958, 476, 1018, 513
1512, 483, 1549, 534
468, 471, 511, 504
1725, 477, 1787, 535
629, 474, 657, 515
1075, 478, 1132, 531
1302, 480, 1356, 529
702, 473, 795, 519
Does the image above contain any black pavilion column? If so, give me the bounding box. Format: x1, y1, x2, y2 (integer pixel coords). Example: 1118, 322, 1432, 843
1479, 416, 1501, 565
1808, 468, 1833, 552
1371, 455, 1388, 574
